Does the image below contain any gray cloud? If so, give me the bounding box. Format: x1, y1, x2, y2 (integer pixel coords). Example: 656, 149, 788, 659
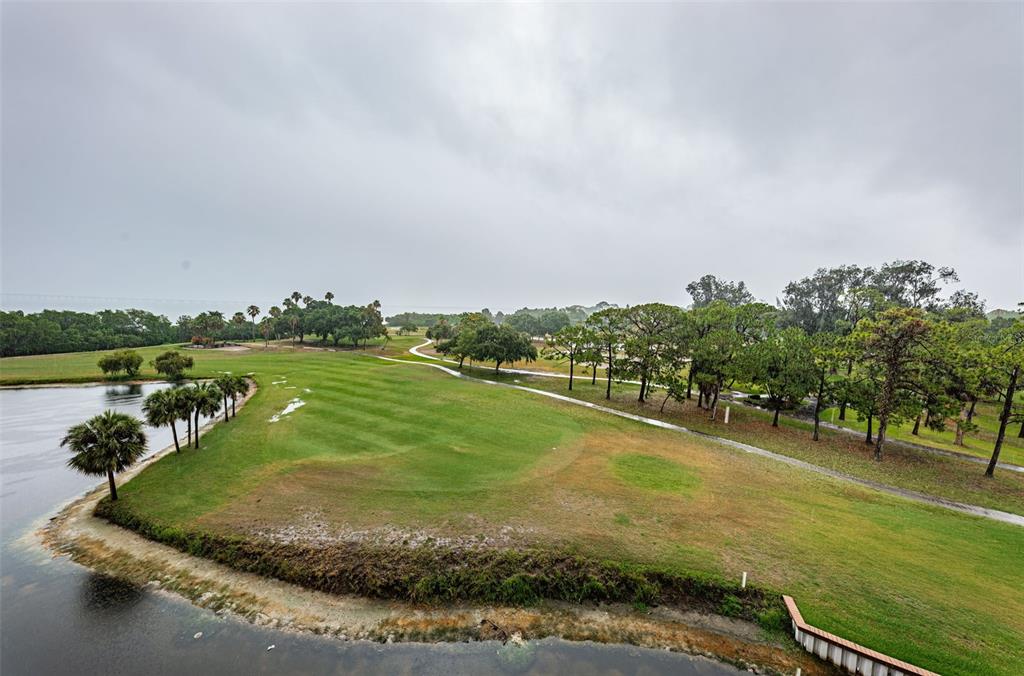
2, 2, 1021, 318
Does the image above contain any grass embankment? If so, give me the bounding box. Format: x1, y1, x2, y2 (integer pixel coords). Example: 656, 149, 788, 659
5, 342, 1024, 675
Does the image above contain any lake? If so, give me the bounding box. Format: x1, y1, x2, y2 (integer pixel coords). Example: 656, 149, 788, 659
0, 382, 738, 675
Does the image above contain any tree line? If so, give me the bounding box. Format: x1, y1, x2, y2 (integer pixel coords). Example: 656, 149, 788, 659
387, 302, 616, 333
179, 293, 387, 348
1, 309, 177, 357
429, 261, 1023, 476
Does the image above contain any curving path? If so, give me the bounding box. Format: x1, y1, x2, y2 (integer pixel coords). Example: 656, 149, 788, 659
411, 339, 1024, 475
382, 341, 1024, 528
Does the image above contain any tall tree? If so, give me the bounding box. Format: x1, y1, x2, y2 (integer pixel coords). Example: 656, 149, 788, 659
190, 383, 222, 449
62, 410, 147, 501
809, 333, 842, 441
985, 319, 1024, 476
213, 375, 234, 422
870, 260, 958, 310
686, 275, 755, 308
142, 388, 183, 453
324, 291, 334, 303
851, 307, 946, 461
545, 324, 593, 391
741, 327, 817, 427
617, 304, 687, 403
246, 305, 261, 340
780, 265, 874, 335
469, 324, 537, 373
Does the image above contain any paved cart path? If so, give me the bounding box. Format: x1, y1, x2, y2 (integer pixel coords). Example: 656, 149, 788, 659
381, 342, 1024, 528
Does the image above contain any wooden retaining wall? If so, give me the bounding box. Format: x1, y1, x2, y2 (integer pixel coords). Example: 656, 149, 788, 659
782, 596, 940, 676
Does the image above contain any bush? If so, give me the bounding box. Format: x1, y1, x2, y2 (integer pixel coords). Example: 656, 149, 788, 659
97, 349, 143, 377
151, 351, 194, 381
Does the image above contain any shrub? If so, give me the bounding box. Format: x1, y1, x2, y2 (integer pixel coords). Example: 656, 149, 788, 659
150, 350, 194, 381
97, 349, 143, 377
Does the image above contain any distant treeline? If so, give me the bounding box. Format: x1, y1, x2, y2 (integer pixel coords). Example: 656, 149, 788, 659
1, 309, 178, 357
387, 301, 616, 332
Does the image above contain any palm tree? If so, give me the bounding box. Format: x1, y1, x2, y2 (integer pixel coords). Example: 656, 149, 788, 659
213, 375, 233, 422
269, 306, 282, 340
228, 375, 248, 417
175, 386, 196, 446
247, 305, 260, 340
191, 383, 222, 449
324, 291, 334, 304
143, 388, 182, 453
302, 295, 313, 307
62, 411, 147, 501
259, 318, 273, 346
290, 291, 302, 305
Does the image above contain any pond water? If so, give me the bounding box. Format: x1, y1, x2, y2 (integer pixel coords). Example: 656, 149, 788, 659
0, 383, 739, 675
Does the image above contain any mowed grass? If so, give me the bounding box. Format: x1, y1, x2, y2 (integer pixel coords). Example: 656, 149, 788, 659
5, 345, 1024, 675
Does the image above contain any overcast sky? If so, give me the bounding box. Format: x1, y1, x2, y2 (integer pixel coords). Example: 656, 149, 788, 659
2, 2, 1022, 319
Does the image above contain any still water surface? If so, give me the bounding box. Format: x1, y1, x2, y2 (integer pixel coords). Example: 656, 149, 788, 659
0, 383, 738, 675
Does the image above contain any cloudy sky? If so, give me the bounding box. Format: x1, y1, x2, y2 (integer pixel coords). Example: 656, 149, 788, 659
2, 2, 1021, 319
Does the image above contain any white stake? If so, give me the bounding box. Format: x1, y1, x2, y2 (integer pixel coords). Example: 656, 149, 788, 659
741, 571, 747, 588
724, 406, 731, 424
796, 669, 802, 676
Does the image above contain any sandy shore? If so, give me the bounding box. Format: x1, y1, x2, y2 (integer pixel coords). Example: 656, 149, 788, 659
34, 381, 824, 676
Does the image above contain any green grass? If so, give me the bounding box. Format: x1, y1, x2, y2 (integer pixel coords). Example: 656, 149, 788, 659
821, 403, 1024, 467
612, 454, 701, 494
5, 344, 1024, 675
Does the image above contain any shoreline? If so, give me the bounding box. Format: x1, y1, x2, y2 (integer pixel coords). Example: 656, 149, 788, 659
31, 380, 822, 675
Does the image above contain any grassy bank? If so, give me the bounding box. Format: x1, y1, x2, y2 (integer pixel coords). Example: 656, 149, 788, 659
6, 343, 1024, 674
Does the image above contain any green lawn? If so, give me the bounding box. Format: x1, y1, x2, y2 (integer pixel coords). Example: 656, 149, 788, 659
820, 402, 1024, 468
5, 344, 1024, 675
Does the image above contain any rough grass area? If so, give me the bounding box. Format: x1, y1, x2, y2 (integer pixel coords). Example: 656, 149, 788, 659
94, 497, 784, 628
6, 344, 1024, 675
501, 372, 1024, 516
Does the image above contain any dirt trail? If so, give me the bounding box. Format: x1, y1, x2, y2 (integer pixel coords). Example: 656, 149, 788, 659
387, 342, 1024, 528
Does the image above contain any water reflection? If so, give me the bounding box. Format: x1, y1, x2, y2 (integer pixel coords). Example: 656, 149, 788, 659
103, 383, 144, 404
80, 573, 145, 613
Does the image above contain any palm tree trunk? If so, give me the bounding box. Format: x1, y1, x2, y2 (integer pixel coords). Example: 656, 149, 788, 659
591, 363, 597, 385
170, 420, 180, 453
568, 356, 574, 391
223, 394, 229, 422
772, 406, 780, 427
194, 410, 201, 449
186, 415, 192, 445
865, 413, 873, 445
232, 396, 237, 418
107, 469, 118, 501
911, 412, 921, 436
